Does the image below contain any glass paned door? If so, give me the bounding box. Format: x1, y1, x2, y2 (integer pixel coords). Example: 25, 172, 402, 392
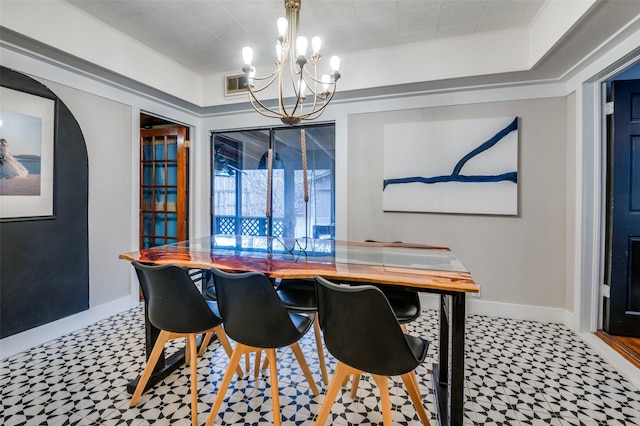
211, 124, 335, 240
140, 127, 188, 248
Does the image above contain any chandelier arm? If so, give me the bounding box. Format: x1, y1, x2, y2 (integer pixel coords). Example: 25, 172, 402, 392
248, 92, 287, 120
247, 62, 282, 96
288, 71, 307, 117
295, 84, 337, 121
301, 64, 320, 113
249, 70, 281, 88
278, 63, 291, 119
300, 65, 327, 85
298, 104, 328, 121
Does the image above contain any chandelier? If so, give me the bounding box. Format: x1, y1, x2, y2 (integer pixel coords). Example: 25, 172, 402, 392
241, 0, 341, 125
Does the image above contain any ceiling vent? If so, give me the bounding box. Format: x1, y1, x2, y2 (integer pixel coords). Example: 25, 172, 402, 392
225, 73, 249, 97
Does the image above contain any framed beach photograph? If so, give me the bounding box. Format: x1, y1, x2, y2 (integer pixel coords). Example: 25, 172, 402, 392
0, 86, 56, 220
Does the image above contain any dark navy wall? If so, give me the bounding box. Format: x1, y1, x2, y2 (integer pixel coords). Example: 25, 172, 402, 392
0, 66, 89, 338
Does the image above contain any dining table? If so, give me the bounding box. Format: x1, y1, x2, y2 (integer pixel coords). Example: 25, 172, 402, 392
119, 235, 479, 426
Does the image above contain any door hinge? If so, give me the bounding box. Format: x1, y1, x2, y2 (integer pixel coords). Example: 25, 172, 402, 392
184, 139, 191, 148
605, 102, 614, 115
602, 283, 611, 298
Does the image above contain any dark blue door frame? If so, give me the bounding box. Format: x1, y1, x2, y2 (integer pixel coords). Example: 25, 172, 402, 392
605, 79, 640, 337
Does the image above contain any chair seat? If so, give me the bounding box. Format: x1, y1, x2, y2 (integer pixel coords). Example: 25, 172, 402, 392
276, 281, 317, 313
386, 292, 421, 324
206, 300, 221, 319
405, 334, 429, 364
204, 285, 217, 301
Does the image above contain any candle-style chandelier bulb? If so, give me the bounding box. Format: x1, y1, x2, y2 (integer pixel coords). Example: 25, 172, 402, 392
330, 55, 340, 74
277, 17, 288, 40
321, 74, 330, 93
242, 46, 253, 66
296, 36, 308, 57
298, 79, 307, 100
311, 36, 321, 56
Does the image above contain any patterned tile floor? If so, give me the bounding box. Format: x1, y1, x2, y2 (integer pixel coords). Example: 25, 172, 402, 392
2, 305, 640, 425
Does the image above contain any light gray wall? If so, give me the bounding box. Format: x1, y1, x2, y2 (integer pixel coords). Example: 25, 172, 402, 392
347, 97, 567, 309
39, 79, 133, 308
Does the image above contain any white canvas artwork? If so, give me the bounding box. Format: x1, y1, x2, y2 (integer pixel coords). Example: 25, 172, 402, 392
383, 117, 518, 215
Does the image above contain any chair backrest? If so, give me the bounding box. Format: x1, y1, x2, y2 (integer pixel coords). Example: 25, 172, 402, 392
315, 275, 423, 376
211, 268, 311, 348
132, 262, 222, 333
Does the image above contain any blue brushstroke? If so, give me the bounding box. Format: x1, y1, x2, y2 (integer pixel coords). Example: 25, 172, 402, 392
383, 117, 518, 190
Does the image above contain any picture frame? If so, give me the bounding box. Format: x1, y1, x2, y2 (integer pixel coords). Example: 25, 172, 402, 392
0, 85, 56, 221
383, 117, 519, 215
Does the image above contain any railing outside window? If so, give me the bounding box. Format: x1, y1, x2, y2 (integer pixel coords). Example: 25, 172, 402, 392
211, 124, 335, 240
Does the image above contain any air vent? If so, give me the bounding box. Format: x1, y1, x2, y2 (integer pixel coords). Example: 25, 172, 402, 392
225, 73, 249, 96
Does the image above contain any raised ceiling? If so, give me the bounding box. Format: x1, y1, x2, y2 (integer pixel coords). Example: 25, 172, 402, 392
3, 0, 640, 109
64, 0, 548, 76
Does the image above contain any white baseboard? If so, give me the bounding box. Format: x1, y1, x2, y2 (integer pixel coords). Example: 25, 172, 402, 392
0, 296, 137, 360
418, 294, 566, 323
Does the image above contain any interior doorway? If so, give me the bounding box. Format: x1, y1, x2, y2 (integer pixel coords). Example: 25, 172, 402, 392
139, 113, 190, 249
599, 65, 640, 367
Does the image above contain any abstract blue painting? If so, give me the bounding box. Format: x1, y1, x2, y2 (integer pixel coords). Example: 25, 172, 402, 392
383, 117, 518, 215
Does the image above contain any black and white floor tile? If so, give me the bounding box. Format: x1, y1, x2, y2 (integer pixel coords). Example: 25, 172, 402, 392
2, 305, 639, 425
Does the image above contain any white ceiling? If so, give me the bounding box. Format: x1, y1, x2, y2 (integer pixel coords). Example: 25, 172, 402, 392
63, 0, 548, 76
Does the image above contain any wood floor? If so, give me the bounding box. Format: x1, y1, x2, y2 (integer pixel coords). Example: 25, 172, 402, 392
596, 330, 640, 369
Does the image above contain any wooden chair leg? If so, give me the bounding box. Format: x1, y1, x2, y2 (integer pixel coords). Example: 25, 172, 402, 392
261, 353, 270, 371
204, 344, 247, 426
245, 353, 250, 373
197, 331, 214, 356
254, 350, 262, 379
350, 373, 361, 399
372, 374, 393, 426
130, 330, 172, 406
212, 325, 244, 378
401, 372, 431, 426
187, 334, 199, 426
290, 342, 319, 396
311, 313, 329, 385
315, 362, 353, 425
341, 374, 350, 387
185, 336, 191, 366
266, 348, 281, 426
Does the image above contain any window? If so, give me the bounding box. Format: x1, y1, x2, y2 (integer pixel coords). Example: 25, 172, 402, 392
211, 123, 335, 239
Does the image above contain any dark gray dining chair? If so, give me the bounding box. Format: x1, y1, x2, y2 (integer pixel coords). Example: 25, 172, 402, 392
130, 262, 239, 426
204, 268, 320, 426
275, 277, 329, 384
314, 275, 431, 426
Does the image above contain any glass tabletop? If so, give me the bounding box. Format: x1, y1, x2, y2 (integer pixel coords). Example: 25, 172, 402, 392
152, 235, 469, 274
